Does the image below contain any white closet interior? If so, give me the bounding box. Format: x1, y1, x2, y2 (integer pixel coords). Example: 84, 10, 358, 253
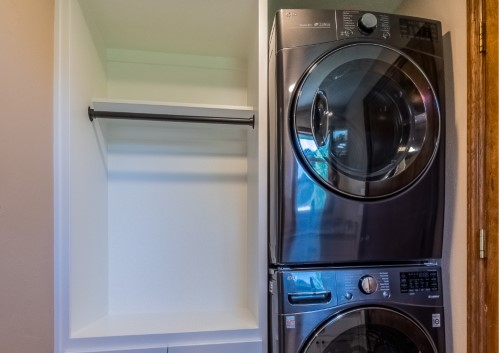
55, 0, 267, 351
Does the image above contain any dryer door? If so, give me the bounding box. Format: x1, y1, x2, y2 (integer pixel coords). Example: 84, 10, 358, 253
302, 307, 437, 353
293, 43, 440, 198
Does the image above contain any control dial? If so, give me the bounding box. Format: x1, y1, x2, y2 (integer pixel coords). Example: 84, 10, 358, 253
358, 13, 378, 33
359, 275, 378, 294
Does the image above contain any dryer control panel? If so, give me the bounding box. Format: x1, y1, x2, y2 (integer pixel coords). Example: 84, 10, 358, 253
337, 10, 440, 42
274, 9, 443, 57
336, 10, 443, 56
338, 10, 391, 39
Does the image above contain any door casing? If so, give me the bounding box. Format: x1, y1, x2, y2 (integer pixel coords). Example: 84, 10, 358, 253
467, 0, 498, 352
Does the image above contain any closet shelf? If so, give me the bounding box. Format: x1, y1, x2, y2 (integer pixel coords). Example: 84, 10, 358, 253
88, 99, 255, 128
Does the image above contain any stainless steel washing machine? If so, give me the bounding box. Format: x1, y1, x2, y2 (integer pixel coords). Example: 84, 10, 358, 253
268, 10, 446, 266
269, 264, 446, 353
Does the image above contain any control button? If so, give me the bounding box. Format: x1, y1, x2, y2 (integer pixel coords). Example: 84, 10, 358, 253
358, 13, 378, 33
359, 275, 378, 294
382, 31, 391, 39
339, 29, 355, 37
345, 292, 353, 300
383, 291, 391, 298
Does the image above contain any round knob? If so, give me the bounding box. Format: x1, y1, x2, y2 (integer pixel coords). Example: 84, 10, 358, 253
358, 13, 378, 33
359, 275, 378, 294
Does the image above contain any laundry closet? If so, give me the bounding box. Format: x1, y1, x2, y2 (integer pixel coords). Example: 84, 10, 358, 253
54, 1, 467, 353
54, 0, 267, 352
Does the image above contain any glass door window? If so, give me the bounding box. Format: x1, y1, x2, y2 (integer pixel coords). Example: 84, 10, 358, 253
302, 307, 437, 353
293, 44, 440, 198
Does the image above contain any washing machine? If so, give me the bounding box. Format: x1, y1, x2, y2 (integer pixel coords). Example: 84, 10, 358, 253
269, 264, 446, 353
269, 10, 446, 266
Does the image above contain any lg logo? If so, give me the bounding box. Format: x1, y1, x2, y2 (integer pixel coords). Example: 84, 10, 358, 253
432, 313, 441, 328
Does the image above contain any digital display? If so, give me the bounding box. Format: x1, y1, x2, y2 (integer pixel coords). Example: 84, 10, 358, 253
400, 271, 438, 293
400, 19, 438, 42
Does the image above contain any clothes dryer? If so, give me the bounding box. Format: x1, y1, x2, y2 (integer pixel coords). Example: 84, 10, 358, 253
269, 265, 446, 353
269, 10, 446, 265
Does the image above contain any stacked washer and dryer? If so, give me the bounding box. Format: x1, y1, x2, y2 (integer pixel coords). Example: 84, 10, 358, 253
268, 9, 447, 353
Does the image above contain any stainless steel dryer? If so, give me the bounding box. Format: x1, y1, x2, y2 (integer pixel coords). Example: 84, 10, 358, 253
269, 265, 446, 353
268, 10, 446, 266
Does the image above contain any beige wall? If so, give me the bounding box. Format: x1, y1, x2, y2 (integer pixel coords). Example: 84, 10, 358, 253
396, 2, 468, 352
0, 1, 54, 352
0, 0, 467, 352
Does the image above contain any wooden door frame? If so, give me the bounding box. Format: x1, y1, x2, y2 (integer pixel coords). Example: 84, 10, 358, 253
467, 0, 498, 351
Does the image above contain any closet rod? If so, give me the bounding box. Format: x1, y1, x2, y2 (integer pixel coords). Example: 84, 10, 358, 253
88, 107, 255, 128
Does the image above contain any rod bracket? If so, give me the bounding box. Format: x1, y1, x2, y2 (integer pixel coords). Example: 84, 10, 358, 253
88, 107, 96, 122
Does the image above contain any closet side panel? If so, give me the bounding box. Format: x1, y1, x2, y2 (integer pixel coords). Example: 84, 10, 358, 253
68, 0, 108, 334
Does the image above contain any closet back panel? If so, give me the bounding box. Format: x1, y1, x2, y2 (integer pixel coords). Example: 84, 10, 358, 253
106, 121, 249, 314
106, 50, 249, 106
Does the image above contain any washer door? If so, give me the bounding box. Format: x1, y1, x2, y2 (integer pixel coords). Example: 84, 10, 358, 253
293, 44, 440, 198
302, 307, 437, 353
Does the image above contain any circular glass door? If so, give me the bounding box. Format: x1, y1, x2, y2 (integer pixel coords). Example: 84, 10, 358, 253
292, 44, 440, 198
302, 307, 437, 353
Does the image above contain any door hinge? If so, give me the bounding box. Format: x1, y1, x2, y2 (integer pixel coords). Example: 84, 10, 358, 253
479, 21, 486, 54
479, 229, 486, 259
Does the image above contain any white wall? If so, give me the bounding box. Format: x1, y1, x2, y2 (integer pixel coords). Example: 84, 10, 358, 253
395, 2, 467, 352
0, 1, 54, 352
0, 0, 467, 352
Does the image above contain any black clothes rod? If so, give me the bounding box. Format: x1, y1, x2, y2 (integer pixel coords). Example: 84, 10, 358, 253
88, 107, 255, 128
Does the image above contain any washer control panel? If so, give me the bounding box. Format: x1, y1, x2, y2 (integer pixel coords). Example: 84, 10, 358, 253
337, 269, 391, 304
276, 265, 443, 314
400, 270, 439, 293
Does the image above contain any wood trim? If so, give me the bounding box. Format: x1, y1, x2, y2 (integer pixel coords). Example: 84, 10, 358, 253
483, 0, 499, 351
467, 0, 485, 351
467, 0, 498, 351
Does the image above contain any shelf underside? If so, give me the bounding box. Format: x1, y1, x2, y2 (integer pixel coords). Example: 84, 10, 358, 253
90, 99, 255, 127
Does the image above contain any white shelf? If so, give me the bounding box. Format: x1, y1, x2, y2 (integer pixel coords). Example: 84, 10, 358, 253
91, 99, 255, 120
72, 309, 259, 338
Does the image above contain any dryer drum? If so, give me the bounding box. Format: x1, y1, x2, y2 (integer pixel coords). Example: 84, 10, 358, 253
293, 44, 440, 199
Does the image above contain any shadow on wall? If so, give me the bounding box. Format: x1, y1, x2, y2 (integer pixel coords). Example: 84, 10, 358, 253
442, 30, 458, 352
